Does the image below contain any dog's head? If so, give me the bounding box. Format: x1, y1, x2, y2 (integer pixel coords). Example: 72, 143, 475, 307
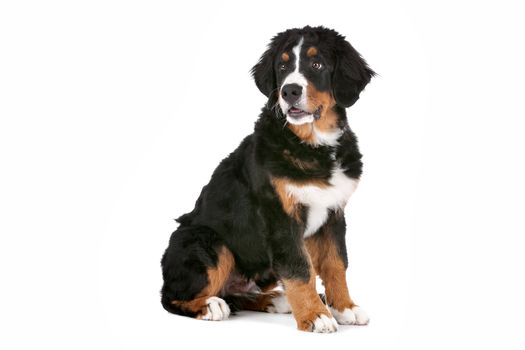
252, 26, 374, 144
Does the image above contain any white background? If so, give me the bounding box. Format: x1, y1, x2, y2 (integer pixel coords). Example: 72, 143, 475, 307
1, 0, 524, 349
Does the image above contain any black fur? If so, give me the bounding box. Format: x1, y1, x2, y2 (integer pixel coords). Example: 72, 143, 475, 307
161, 26, 374, 316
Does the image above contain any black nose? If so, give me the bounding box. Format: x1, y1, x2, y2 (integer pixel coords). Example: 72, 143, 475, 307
281, 83, 302, 105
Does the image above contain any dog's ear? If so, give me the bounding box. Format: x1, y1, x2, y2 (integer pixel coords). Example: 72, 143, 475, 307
332, 39, 375, 108
251, 43, 277, 98
252, 30, 292, 98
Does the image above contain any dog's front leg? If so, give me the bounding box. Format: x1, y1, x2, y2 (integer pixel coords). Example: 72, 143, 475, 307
271, 232, 338, 333
282, 265, 339, 333
305, 215, 370, 326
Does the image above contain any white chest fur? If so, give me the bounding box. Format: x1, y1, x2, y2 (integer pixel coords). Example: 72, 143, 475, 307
285, 166, 358, 237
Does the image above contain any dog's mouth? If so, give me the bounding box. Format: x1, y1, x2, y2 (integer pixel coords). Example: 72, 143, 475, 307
286, 106, 322, 122
287, 106, 310, 119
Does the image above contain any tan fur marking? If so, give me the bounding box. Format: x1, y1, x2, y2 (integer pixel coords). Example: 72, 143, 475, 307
283, 266, 332, 331
170, 246, 235, 317
306, 46, 318, 57
287, 85, 338, 144
281, 52, 290, 62
271, 177, 300, 219
288, 123, 316, 144
203, 247, 235, 296
307, 86, 338, 133
171, 296, 210, 316
305, 230, 355, 312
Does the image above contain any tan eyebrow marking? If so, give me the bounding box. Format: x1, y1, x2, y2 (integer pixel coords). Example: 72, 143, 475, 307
281, 52, 290, 62
306, 47, 318, 57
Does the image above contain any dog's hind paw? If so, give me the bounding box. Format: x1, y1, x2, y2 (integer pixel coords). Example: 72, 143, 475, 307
199, 297, 231, 321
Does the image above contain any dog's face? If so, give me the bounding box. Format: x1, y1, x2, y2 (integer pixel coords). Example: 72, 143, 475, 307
276, 37, 333, 126
252, 26, 374, 135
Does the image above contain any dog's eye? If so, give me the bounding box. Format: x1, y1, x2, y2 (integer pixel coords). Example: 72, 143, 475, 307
312, 62, 323, 70
279, 64, 287, 71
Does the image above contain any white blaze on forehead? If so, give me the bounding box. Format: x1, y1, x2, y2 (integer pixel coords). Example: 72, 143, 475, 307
281, 37, 307, 88
279, 37, 310, 125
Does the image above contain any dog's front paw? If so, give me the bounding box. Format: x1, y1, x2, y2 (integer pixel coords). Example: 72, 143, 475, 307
312, 314, 339, 333
329, 305, 369, 325
296, 311, 338, 333
199, 297, 231, 321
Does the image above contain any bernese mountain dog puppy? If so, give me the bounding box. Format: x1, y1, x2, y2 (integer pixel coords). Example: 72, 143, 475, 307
161, 26, 375, 333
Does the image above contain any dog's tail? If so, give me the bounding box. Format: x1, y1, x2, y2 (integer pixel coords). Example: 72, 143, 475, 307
223, 293, 262, 313
161, 292, 267, 315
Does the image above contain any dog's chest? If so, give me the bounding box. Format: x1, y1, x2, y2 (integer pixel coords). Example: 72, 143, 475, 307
286, 166, 358, 237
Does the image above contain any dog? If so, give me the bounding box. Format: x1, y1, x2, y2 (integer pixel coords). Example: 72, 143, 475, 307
161, 26, 375, 333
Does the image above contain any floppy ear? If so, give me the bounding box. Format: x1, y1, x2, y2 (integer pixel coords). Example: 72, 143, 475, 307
332, 40, 375, 108
251, 44, 277, 98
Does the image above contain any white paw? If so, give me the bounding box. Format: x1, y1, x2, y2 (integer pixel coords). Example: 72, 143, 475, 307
352, 306, 369, 325
200, 297, 230, 321
329, 305, 369, 325
267, 294, 292, 314
329, 306, 356, 324
312, 314, 338, 333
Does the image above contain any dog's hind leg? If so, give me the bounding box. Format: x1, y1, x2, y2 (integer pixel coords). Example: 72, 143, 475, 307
161, 225, 235, 320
